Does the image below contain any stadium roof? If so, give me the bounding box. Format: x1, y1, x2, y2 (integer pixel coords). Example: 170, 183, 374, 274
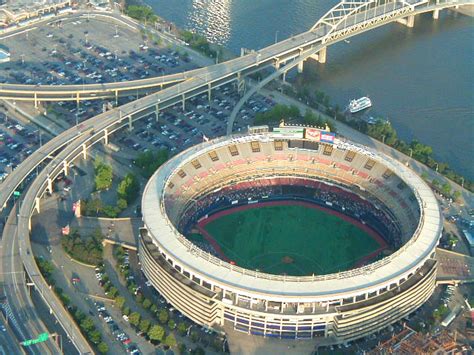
142, 133, 442, 301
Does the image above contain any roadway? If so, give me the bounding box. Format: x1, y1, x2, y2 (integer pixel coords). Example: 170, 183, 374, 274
0, 0, 471, 102
0, 317, 24, 354
1, 204, 59, 354
0, 0, 472, 353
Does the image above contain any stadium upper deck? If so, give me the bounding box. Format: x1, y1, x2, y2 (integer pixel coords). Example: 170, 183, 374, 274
140, 129, 442, 342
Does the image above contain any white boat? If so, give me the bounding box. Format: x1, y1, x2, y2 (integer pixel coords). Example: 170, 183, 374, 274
348, 97, 372, 113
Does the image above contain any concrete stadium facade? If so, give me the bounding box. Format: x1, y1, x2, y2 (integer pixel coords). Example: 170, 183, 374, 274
139, 129, 442, 344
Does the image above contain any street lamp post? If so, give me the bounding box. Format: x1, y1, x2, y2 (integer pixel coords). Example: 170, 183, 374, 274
274, 30, 279, 44
409, 148, 413, 158
381, 134, 386, 144
435, 163, 439, 172
461, 177, 464, 188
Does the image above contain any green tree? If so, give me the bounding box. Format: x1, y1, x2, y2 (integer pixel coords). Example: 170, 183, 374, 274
115, 296, 126, 310
168, 319, 176, 330
134, 149, 169, 178
441, 183, 452, 196
177, 322, 187, 336
164, 333, 177, 347
108, 287, 118, 298
254, 104, 300, 125
97, 342, 109, 354
89, 330, 102, 344
94, 158, 113, 191
117, 173, 140, 203
177, 343, 187, 354
126, 5, 157, 22
117, 198, 128, 210
129, 312, 141, 327
148, 324, 165, 342
80, 317, 95, 333
122, 306, 131, 316
150, 304, 158, 314
453, 190, 461, 201
191, 347, 205, 355
190, 331, 199, 343
142, 298, 152, 309
139, 319, 151, 333
158, 309, 169, 324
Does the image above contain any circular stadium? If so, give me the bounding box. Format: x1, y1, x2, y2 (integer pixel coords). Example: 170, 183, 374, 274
139, 126, 442, 344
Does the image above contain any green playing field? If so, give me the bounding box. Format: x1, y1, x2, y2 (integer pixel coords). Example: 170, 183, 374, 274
201, 203, 382, 276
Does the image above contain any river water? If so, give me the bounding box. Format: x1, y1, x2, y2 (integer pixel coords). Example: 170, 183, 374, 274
146, 0, 474, 179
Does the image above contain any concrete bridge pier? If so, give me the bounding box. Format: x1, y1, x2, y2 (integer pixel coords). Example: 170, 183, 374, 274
63, 160, 69, 176
318, 47, 327, 63
155, 103, 160, 122
34, 93, 38, 109
82, 144, 87, 159
115, 90, 119, 106
46, 175, 53, 195
182, 94, 186, 111
274, 58, 281, 70
433, 9, 440, 19
297, 61, 304, 74
128, 115, 133, 131
208, 83, 212, 102
104, 128, 109, 145
397, 15, 415, 27
35, 197, 41, 214
310, 47, 327, 64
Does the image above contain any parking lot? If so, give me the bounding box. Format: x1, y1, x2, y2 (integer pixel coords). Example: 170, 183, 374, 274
0, 17, 197, 87
0, 111, 46, 181
112, 83, 276, 156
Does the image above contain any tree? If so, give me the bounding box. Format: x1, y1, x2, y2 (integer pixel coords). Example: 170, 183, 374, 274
142, 298, 152, 309
150, 304, 158, 314
129, 312, 141, 327
117, 198, 128, 210
97, 342, 109, 354
158, 309, 169, 324
168, 319, 176, 330
177, 322, 187, 336
122, 306, 131, 316
164, 333, 177, 347
148, 324, 165, 342
139, 319, 151, 333
108, 287, 118, 298
190, 331, 199, 343
192, 347, 205, 355
80, 317, 95, 333
126, 5, 157, 22
134, 149, 168, 178
89, 330, 102, 344
115, 296, 126, 310
177, 343, 187, 354
117, 173, 140, 203
441, 183, 452, 196
453, 190, 461, 201
94, 158, 113, 191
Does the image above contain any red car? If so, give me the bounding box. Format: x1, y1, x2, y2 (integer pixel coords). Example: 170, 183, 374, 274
71, 277, 80, 284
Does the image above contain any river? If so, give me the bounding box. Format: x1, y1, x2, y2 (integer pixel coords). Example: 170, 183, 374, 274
146, 0, 474, 179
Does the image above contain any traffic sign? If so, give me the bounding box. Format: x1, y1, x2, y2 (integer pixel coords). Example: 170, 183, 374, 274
21, 332, 49, 346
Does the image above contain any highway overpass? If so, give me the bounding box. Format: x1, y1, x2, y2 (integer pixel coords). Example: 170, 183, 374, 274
1, 0, 471, 104
0, 0, 472, 353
